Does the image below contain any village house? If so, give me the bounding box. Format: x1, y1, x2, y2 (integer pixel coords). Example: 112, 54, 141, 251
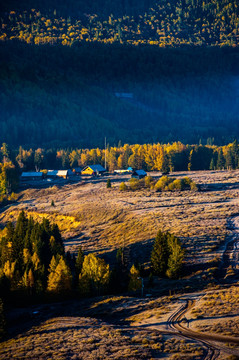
114, 167, 133, 175
20, 172, 44, 181
72, 167, 82, 175
47, 170, 71, 179
131, 169, 147, 179
81, 165, 106, 176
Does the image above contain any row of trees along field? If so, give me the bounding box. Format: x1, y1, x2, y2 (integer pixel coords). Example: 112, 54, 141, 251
1, 140, 239, 175
0, 212, 184, 304
0, 1, 239, 47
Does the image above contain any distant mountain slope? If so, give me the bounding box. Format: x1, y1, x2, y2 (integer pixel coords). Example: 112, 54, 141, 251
0, 41, 239, 148
0, 1, 239, 148
0, 0, 155, 17
0, 0, 238, 47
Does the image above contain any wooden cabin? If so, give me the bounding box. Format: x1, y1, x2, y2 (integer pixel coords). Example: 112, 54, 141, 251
20, 172, 43, 181
82, 165, 106, 176
47, 170, 71, 179
131, 170, 147, 179
72, 167, 82, 175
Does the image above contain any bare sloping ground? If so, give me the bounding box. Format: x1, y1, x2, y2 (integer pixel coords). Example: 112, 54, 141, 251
1, 297, 205, 360
1, 170, 239, 271
1, 170, 239, 359
188, 286, 239, 339
0, 316, 154, 360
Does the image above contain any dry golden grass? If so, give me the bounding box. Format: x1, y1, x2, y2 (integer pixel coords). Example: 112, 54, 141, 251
197, 319, 239, 337
191, 286, 239, 318
0, 210, 82, 234
0, 315, 204, 360
1, 170, 239, 268
188, 285, 239, 342
0, 317, 153, 360
1, 170, 239, 359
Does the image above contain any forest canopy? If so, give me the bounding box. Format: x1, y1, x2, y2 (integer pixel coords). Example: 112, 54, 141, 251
0, 41, 239, 148
0, 1, 239, 148
0, 1, 239, 47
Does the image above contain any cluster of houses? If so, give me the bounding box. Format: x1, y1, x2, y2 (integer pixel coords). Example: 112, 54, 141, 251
20, 164, 147, 182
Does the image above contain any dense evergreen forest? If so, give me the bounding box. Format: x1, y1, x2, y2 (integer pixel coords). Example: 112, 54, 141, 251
0, 1, 239, 46
0, 41, 239, 148
0, 1, 239, 148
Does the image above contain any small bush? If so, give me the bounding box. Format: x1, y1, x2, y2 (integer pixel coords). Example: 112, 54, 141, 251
168, 179, 182, 191
9, 192, 18, 201
144, 176, 154, 188
154, 175, 172, 191
106, 179, 111, 188
190, 181, 198, 191
119, 182, 127, 191
128, 178, 140, 191
154, 176, 197, 192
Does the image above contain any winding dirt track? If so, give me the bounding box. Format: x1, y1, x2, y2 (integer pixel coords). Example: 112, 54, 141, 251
164, 215, 239, 359
167, 298, 239, 359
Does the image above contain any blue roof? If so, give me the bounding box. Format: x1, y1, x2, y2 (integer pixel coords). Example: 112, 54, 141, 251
86, 165, 106, 172
21, 172, 43, 177
135, 170, 147, 176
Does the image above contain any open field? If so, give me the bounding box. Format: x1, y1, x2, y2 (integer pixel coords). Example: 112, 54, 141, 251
1, 170, 239, 359
188, 286, 239, 338
2, 289, 239, 359
1, 170, 239, 272
0, 313, 206, 360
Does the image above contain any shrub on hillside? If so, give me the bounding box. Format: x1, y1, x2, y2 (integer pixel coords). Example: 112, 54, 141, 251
144, 176, 155, 189
119, 182, 128, 191
128, 178, 141, 191
154, 176, 197, 192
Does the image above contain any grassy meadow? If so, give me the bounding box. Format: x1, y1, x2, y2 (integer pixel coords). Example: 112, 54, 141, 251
1, 170, 239, 359
1, 170, 239, 273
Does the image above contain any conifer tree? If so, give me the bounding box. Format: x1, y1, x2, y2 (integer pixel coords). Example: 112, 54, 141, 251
225, 149, 234, 170
209, 157, 215, 170
166, 233, 184, 279
151, 230, 168, 276
161, 153, 170, 175
217, 149, 225, 170
75, 247, 84, 276
231, 139, 239, 168
128, 264, 141, 292
151, 230, 184, 279
106, 178, 111, 188
47, 256, 72, 294
79, 253, 110, 296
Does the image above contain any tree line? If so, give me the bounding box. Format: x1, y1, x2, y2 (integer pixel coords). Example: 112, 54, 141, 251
0, 140, 238, 203
1, 1, 239, 47
1, 140, 239, 175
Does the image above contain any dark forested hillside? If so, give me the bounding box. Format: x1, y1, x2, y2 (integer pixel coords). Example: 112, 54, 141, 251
0, 0, 154, 17
0, 1, 239, 46
0, 41, 239, 148
0, 1, 239, 148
